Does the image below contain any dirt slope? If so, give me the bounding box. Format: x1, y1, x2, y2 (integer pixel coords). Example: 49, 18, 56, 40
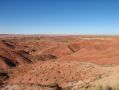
8, 61, 103, 84
0, 35, 119, 90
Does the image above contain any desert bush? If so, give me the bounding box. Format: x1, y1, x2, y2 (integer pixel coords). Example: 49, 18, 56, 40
63, 86, 72, 90
84, 84, 119, 90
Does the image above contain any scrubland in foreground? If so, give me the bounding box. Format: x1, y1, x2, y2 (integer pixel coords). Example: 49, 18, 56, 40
0, 35, 119, 90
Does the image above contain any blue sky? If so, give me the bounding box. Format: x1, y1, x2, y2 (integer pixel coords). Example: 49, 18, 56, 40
0, 0, 119, 34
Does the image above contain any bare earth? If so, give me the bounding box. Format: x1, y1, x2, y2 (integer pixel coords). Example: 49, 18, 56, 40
0, 35, 119, 90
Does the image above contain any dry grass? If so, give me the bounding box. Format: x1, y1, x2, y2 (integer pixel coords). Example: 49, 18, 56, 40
77, 66, 119, 90
84, 83, 119, 90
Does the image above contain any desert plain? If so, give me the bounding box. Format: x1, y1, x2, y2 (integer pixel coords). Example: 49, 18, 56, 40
0, 35, 119, 90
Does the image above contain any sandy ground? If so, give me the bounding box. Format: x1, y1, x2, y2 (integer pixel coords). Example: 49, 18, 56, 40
0, 35, 119, 90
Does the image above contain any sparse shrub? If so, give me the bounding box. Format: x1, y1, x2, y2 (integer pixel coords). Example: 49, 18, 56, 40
105, 85, 112, 90
63, 86, 72, 90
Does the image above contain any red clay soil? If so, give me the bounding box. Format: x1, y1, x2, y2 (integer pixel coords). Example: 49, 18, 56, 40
0, 35, 119, 69
60, 39, 119, 64
0, 35, 119, 89
7, 60, 103, 86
